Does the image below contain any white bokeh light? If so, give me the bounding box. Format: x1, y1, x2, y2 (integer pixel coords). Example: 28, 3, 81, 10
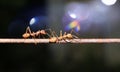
69, 13, 77, 19
101, 0, 117, 6
30, 18, 36, 25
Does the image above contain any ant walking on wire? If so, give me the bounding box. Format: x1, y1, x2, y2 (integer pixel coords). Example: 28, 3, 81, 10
49, 30, 79, 43
22, 26, 51, 38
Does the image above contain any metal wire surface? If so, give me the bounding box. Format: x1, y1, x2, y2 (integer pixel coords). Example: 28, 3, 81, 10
0, 38, 120, 43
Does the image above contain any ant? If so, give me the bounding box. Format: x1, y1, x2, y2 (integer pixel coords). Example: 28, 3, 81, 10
49, 30, 79, 43
22, 26, 50, 38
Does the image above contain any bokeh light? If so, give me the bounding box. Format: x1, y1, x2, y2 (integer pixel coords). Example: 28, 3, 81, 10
65, 2, 89, 21
69, 13, 77, 19
63, 0, 119, 33
63, 2, 89, 32
66, 20, 80, 31
30, 17, 36, 25
29, 16, 48, 31
101, 0, 117, 6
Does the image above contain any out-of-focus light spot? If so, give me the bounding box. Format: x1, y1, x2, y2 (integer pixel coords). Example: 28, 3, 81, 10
28, 16, 48, 31
69, 20, 78, 28
30, 17, 36, 25
65, 2, 89, 21
66, 20, 80, 31
69, 13, 77, 19
101, 0, 117, 6
76, 26, 80, 31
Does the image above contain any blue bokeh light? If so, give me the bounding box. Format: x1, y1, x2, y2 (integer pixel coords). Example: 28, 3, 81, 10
30, 17, 36, 25
29, 16, 48, 31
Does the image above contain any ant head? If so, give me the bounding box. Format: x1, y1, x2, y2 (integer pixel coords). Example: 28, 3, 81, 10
22, 33, 30, 38
66, 33, 73, 39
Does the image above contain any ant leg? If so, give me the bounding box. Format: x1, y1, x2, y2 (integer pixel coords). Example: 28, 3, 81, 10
70, 29, 80, 38
31, 32, 37, 44
46, 33, 52, 38
49, 29, 59, 42
51, 31, 56, 38
72, 35, 79, 38
68, 34, 80, 43
41, 34, 45, 38
69, 30, 79, 42
49, 29, 55, 37
44, 28, 52, 32
62, 32, 73, 42
53, 31, 60, 43
46, 29, 53, 39
69, 29, 80, 40
37, 34, 41, 38
63, 32, 66, 36
63, 32, 71, 43
57, 30, 63, 43
53, 31, 58, 38
70, 29, 73, 34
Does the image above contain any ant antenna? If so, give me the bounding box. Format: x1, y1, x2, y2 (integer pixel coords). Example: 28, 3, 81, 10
63, 32, 67, 36
46, 33, 51, 38
26, 26, 32, 34
70, 29, 80, 38
60, 30, 62, 37
53, 31, 58, 38
70, 29, 73, 34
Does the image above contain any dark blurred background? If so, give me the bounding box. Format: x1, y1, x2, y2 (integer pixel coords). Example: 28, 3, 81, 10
0, 0, 120, 72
